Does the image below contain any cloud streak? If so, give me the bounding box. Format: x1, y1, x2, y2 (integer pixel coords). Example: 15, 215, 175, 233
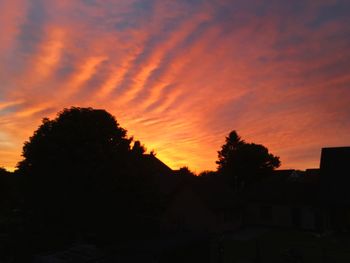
0, 0, 350, 172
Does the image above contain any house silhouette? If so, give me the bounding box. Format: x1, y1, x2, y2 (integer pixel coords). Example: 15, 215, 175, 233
241, 146, 350, 233
158, 146, 350, 235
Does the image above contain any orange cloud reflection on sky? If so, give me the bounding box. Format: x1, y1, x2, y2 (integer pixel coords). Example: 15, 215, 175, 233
1, 0, 350, 172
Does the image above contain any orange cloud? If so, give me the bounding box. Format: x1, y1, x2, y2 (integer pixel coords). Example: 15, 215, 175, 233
0, 0, 350, 172
0, 0, 27, 55
34, 27, 65, 79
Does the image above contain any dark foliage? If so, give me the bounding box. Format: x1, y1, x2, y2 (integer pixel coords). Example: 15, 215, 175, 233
19, 107, 131, 174
217, 130, 280, 190
16, 107, 162, 249
176, 166, 196, 177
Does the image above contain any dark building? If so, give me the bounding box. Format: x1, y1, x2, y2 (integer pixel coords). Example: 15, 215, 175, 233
320, 147, 350, 231
241, 169, 322, 231
320, 147, 350, 203
241, 146, 350, 233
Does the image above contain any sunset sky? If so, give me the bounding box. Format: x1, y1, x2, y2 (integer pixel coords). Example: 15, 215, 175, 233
0, 0, 349, 172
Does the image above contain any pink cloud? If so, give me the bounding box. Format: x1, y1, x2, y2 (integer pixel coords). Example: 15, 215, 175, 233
0, 0, 349, 172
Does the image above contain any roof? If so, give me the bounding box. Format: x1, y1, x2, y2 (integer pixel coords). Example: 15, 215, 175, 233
142, 154, 173, 176
137, 154, 179, 195
320, 147, 350, 176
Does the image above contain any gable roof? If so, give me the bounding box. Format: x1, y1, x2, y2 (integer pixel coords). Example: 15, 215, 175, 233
142, 154, 173, 176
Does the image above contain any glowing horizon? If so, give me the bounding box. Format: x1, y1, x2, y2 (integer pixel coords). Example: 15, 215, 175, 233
1, 0, 350, 173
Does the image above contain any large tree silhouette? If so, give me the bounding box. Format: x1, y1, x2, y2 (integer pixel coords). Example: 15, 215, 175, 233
19, 107, 131, 174
217, 130, 280, 190
17, 107, 138, 241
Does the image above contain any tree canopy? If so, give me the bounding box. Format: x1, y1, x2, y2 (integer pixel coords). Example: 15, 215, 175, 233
17, 107, 156, 240
18, 107, 131, 176
217, 130, 280, 189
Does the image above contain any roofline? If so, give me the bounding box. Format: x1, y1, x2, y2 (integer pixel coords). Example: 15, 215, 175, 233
321, 146, 350, 150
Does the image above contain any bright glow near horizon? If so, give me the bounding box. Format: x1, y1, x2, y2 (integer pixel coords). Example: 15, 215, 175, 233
0, 0, 350, 172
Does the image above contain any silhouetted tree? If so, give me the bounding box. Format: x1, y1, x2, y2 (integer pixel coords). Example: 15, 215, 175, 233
177, 166, 196, 177
217, 130, 280, 190
198, 170, 217, 177
17, 107, 135, 242
17, 107, 166, 247
19, 107, 131, 174
131, 140, 146, 156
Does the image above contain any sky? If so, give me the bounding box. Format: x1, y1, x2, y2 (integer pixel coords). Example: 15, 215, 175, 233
0, 0, 350, 172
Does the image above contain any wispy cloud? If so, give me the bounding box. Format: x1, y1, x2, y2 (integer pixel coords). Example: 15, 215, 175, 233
0, 0, 349, 171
